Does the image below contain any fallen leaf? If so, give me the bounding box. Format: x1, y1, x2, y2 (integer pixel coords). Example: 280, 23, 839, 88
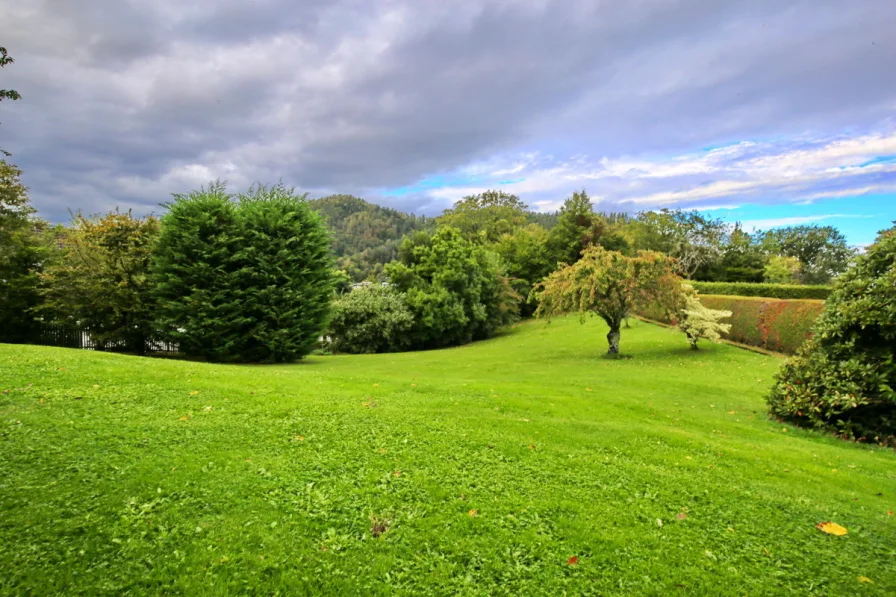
179, 415, 190, 421
372, 383, 379, 387
887, 511, 894, 516
410, 383, 416, 387
468, 509, 478, 517
567, 556, 579, 565
362, 401, 378, 408
676, 512, 687, 521
377, 448, 387, 454
92, 384, 100, 389
392, 470, 401, 477
189, 391, 199, 396
519, 418, 530, 422
816, 521, 848, 536
728, 411, 736, 415
585, 388, 592, 392
858, 576, 873, 584
656, 518, 663, 527
528, 444, 536, 450
294, 435, 305, 441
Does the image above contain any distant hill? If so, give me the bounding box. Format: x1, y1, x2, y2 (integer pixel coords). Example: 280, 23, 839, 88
309, 195, 432, 281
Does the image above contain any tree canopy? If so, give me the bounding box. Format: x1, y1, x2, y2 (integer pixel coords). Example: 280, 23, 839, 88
39, 211, 160, 353
534, 246, 681, 355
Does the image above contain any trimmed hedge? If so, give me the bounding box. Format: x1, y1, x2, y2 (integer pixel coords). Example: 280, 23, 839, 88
691, 281, 831, 300
700, 295, 824, 354
639, 294, 824, 354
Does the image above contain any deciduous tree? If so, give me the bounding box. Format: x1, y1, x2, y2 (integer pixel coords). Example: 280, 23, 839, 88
534, 246, 681, 355
39, 210, 159, 353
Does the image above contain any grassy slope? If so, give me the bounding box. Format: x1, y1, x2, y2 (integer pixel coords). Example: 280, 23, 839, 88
1, 318, 894, 596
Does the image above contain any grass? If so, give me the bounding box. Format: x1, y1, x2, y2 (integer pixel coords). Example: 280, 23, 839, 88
1, 317, 894, 596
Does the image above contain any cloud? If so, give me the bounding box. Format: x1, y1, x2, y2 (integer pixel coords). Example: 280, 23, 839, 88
1, 0, 895, 222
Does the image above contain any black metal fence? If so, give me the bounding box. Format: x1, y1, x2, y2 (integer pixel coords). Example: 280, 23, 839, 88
31, 325, 180, 355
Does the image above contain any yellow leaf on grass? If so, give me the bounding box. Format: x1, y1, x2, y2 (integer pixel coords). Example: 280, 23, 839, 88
468, 509, 478, 517
858, 576, 873, 583
816, 521, 848, 536
189, 391, 199, 396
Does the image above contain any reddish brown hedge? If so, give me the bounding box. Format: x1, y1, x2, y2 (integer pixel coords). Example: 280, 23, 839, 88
639, 294, 824, 354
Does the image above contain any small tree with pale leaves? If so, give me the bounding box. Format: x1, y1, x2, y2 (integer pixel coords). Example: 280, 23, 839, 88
677, 284, 731, 350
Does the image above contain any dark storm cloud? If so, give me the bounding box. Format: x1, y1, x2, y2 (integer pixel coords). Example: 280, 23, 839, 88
1, 0, 895, 221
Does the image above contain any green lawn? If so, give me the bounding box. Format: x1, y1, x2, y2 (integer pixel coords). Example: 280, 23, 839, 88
1, 318, 894, 596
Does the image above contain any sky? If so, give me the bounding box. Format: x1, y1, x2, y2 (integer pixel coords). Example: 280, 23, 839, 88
2, 0, 895, 246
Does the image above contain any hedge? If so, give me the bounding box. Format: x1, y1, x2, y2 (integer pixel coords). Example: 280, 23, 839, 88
690, 281, 831, 300
638, 295, 825, 354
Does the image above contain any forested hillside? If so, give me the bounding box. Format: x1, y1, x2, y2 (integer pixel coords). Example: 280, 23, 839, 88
308, 195, 432, 281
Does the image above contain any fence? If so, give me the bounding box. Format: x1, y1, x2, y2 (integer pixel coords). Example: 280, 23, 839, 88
32, 325, 180, 355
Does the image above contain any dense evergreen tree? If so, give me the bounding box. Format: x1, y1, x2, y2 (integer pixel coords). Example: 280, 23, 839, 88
152, 183, 333, 363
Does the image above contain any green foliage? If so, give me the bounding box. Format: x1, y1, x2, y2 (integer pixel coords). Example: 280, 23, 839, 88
0, 46, 21, 107
0, 160, 56, 342
758, 225, 853, 284
767, 225, 896, 443
691, 281, 831, 299
438, 190, 529, 244
38, 211, 160, 353
535, 246, 681, 354
385, 227, 519, 349
677, 285, 731, 349
634, 209, 726, 278
328, 286, 414, 353
493, 224, 554, 316
696, 224, 765, 282
547, 190, 606, 265
152, 183, 333, 363
310, 194, 430, 281
764, 255, 802, 284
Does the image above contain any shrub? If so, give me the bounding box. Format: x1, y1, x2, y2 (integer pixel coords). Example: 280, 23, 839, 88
691, 281, 831, 300
677, 285, 731, 349
328, 286, 414, 354
385, 227, 519, 350
152, 182, 333, 363
767, 225, 896, 444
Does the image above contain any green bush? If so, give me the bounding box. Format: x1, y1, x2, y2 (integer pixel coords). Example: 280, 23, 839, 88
152, 183, 333, 363
385, 227, 520, 350
691, 281, 831, 299
328, 286, 414, 354
767, 225, 896, 444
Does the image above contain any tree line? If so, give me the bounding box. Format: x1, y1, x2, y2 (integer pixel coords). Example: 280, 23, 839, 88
1, 156, 858, 360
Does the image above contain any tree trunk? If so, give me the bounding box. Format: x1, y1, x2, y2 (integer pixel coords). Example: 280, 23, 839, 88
606, 323, 621, 355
